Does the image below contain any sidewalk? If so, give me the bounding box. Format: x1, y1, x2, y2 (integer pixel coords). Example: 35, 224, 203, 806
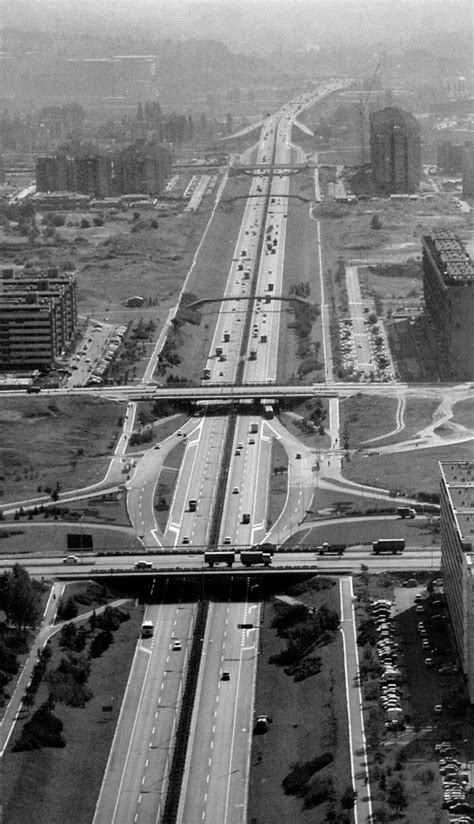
339, 576, 373, 824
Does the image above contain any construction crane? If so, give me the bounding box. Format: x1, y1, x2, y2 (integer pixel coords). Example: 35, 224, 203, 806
359, 63, 381, 167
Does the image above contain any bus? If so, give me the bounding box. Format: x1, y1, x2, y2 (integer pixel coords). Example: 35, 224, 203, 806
141, 620, 154, 638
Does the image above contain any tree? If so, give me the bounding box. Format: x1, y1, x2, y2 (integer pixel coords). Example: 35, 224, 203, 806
341, 785, 357, 809
387, 778, 407, 813
1, 564, 40, 629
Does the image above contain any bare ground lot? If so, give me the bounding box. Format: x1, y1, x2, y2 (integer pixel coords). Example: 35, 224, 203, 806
0, 397, 125, 505
2, 593, 142, 824
248, 577, 352, 824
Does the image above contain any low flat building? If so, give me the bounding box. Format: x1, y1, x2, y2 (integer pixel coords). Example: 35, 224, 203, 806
440, 461, 474, 702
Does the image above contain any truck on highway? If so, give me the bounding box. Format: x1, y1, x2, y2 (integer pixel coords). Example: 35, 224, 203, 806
189, 499, 197, 512
397, 507, 416, 519
215, 346, 223, 356
250, 423, 259, 434
372, 539, 405, 555
202, 367, 211, 379
316, 543, 346, 556
205, 551, 235, 567
240, 551, 272, 567
249, 350, 257, 361
223, 331, 230, 342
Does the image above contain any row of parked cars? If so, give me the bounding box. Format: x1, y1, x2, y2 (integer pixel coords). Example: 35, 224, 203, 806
371, 599, 404, 731
434, 743, 472, 820
87, 325, 127, 385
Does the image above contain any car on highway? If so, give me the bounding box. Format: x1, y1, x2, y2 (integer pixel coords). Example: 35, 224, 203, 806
62, 555, 79, 564
232, 487, 239, 494
221, 671, 230, 681
172, 640, 182, 651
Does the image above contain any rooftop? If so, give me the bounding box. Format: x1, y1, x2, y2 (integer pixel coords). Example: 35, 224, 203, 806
423, 228, 474, 284
440, 461, 474, 547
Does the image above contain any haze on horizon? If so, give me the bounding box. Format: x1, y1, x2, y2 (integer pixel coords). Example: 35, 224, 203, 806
1, 0, 471, 53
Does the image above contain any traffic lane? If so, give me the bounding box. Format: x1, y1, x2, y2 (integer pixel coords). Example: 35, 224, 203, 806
139, 603, 197, 824
178, 416, 229, 548
166, 427, 203, 542
202, 603, 259, 824
220, 415, 260, 546
92, 602, 168, 824
179, 601, 258, 824
106, 603, 195, 824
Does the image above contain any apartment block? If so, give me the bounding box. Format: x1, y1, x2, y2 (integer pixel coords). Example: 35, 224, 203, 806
0, 269, 77, 368
369, 107, 421, 194
422, 228, 474, 380
440, 461, 474, 702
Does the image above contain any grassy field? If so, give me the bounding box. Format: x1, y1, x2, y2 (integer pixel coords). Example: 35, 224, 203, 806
339, 395, 398, 446
375, 397, 442, 446
287, 516, 438, 550
3, 593, 142, 824
342, 439, 474, 497
0, 524, 136, 556
0, 396, 125, 505
248, 577, 352, 823
451, 398, 474, 429
277, 171, 324, 383
268, 438, 289, 527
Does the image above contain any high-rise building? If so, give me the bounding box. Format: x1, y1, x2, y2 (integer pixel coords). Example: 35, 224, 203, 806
440, 461, 474, 702
113, 141, 172, 196
0, 269, 77, 368
75, 155, 113, 198
36, 155, 74, 193
369, 107, 421, 194
422, 229, 474, 380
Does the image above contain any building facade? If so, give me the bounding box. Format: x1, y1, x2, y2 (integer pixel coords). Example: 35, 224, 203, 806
36, 141, 171, 198
369, 107, 421, 194
440, 461, 474, 702
0, 268, 77, 368
422, 228, 474, 380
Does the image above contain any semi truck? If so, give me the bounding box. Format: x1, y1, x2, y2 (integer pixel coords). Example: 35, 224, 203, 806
373, 539, 405, 555
240, 551, 272, 567
316, 543, 346, 556
205, 551, 235, 567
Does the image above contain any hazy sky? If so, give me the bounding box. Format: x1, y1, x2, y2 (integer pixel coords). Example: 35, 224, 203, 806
1, 0, 471, 50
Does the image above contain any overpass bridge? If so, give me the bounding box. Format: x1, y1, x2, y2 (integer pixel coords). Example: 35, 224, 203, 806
78, 380, 407, 404
185, 294, 310, 309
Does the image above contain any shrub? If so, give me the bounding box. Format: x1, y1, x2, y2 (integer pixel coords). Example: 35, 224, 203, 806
90, 629, 113, 657
80, 218, 90, 229
13, 702, 65, 750
303, 775, 334, 808
57, 595, 78, 620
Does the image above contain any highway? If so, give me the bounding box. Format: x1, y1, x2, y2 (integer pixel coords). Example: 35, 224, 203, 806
93, 600, 197, 824
178, 600, 260, 824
